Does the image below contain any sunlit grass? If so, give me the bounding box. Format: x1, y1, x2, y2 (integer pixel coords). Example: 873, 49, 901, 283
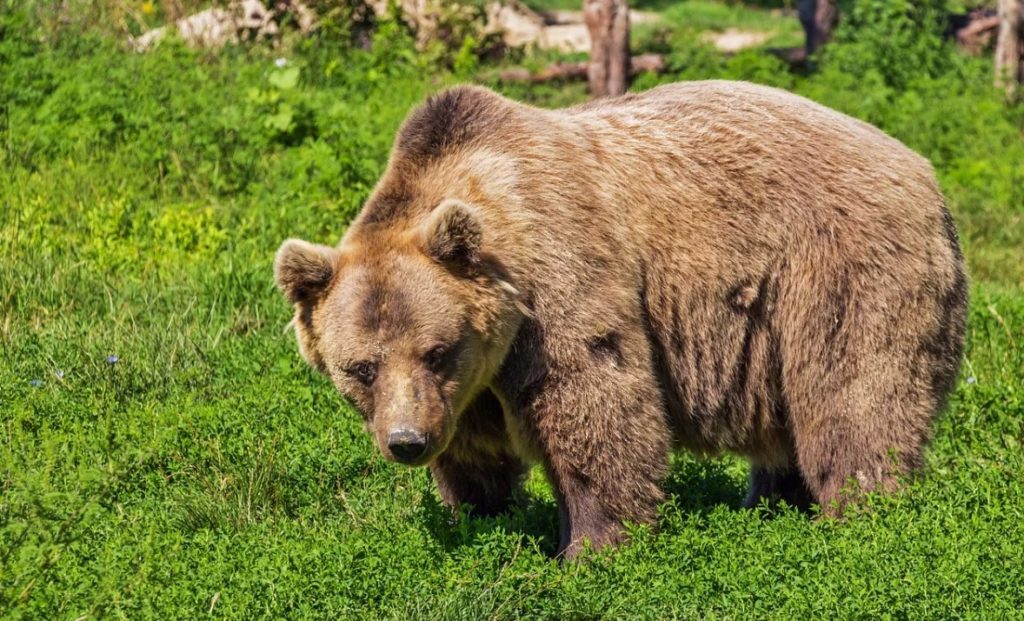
1, 2, 1022, 618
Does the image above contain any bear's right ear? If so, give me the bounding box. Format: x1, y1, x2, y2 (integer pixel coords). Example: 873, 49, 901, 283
274, 239, 339, 305
420, 199, 483, 272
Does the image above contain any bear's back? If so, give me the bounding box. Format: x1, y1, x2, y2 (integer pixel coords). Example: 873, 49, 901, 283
567, 80, 923, 171
531, 80, 947, 269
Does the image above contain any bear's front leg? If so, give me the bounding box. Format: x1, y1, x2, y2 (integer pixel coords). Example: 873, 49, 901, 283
430, 449, 525, 517
430, 389, 526, 517
526, 329, 672, 559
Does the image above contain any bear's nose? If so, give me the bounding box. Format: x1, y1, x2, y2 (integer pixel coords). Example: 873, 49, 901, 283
387, 429, 428, 463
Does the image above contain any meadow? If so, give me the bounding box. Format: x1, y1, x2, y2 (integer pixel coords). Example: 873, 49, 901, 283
1, 0, 1022, 618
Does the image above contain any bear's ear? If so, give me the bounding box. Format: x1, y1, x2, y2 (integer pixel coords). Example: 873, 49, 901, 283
420, 199, 483, 271
274, 239, 339, 304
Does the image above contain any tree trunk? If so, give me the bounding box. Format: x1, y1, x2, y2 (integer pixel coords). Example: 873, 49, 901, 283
995, 0, 1024, 95
798, 0, 838, 56
584, 0, 630, 98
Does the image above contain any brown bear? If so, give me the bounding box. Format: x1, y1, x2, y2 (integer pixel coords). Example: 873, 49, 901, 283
274, 81, 967, 558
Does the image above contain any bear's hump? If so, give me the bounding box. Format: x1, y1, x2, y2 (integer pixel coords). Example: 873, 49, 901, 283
395, 85, 514, 165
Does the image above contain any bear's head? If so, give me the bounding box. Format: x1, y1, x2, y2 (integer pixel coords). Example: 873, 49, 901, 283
274, 199, 525, 466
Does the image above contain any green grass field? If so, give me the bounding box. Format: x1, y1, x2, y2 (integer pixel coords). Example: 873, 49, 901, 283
2, 0, 1022, 618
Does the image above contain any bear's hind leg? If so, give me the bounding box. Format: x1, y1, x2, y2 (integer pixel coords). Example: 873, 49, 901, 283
744, 464, 815, 511
787, 368, 934, 514
779, 247, 962, 514
792, 419, 915, 515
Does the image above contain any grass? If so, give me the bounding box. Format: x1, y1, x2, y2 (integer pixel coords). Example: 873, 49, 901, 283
1, 1, 1023, 618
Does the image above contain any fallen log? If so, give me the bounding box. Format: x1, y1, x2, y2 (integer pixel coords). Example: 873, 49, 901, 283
952, 9, 999, 55
497, 52, 663, 83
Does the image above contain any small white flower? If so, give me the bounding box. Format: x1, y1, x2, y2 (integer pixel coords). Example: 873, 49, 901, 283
274, 57, 287, 68
966, 376, 977, 385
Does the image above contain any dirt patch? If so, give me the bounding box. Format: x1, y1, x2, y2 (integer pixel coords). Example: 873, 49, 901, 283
700, 28, 774, 53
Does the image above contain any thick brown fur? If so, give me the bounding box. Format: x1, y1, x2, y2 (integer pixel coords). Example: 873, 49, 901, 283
274, 81, 968, 558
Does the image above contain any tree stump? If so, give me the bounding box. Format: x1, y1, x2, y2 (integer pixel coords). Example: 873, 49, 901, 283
996, 0, 1024, 96
584, 0, 630, 98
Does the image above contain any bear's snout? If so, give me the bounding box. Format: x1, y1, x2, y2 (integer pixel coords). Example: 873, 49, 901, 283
387, 428, 429, 464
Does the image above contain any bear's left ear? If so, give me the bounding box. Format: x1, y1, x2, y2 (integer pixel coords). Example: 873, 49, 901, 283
420, 199, 483, 272
274, 238, 339, 305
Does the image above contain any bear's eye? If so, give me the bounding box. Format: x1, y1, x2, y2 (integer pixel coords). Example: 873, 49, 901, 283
345, 361, 378, 386
424, 345, 450, 374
